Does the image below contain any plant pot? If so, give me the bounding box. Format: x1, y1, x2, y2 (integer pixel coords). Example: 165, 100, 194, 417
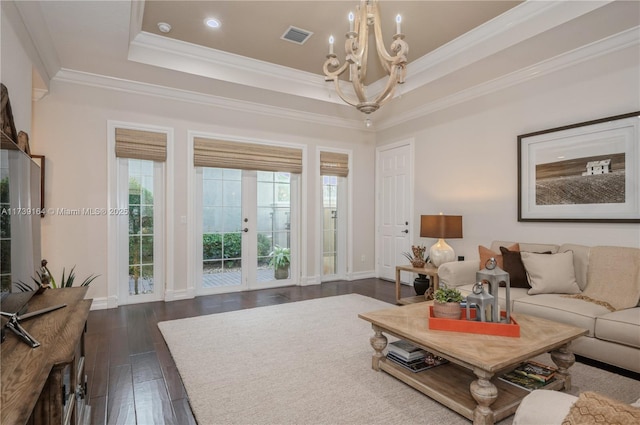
413, 274, 430, 296
433, 301, 462, 319
274, 266, 289, 280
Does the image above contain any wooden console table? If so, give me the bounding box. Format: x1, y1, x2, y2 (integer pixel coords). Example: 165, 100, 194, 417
395, 264, 439, 304
1, 287, 91, 425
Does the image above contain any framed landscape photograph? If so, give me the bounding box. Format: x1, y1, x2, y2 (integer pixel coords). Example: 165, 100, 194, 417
518, 111, 640, 222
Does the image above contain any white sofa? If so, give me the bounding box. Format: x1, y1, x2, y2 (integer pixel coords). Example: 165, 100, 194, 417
438, 241, 640, 373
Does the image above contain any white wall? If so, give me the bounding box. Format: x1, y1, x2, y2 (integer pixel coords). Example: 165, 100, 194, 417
377, 45, 640, 260
32, 80, 376, 304
1, 3, 33, 136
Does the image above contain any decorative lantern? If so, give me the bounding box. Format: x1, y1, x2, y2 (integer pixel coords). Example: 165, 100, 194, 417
475, 257, 511, 323
466, 282, 494, 322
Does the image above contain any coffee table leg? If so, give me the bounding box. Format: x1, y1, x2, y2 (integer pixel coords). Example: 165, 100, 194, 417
470, 368, 498, 425
550, 343, 576, 390
369, 325, 388, 371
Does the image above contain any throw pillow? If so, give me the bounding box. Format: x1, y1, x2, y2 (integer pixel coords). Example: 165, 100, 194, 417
563, 391, 640, 425
499, 246, 529, 288
499, 247, 553, 288
478, 244, 519, 271
521, 251, 581, 295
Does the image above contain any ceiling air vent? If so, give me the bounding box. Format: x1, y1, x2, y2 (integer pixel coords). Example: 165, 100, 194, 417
281, 26, 313, 45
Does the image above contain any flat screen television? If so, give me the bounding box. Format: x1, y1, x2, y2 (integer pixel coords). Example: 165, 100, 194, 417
1, 130, 41, 314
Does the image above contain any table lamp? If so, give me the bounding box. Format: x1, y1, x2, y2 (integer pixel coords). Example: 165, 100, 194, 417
420, 214, 463, 267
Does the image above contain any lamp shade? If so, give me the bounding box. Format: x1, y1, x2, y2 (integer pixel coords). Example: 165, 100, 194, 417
420, 215, 463, 239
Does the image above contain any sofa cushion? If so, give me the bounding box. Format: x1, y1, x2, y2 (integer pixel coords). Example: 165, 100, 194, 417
595, 308, 640, 349
514, 294, 610, 337
521, 251, 581, 295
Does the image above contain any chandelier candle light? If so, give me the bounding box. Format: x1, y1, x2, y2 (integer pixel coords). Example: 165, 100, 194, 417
323, 0, 408, 114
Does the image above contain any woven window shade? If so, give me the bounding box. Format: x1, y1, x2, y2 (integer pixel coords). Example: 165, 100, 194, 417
320, 151, 349, 177
115, 128, 167, 162
194, 137, 303, 174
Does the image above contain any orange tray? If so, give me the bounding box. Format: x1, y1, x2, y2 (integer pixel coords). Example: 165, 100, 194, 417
428, 306, 520, 337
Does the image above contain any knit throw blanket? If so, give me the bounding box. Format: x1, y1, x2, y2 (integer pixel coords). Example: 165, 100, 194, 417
565, 246, 640, 311
562, 392, 640, 425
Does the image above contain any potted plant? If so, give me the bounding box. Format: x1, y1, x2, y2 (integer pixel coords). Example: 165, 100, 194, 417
269, 245, 290, 279
433, 284, 464, 319
16, 259, 99, 293
402, 245, 427, 268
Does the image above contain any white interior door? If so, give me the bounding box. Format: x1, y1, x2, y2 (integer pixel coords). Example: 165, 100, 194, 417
377, 143, 413, 282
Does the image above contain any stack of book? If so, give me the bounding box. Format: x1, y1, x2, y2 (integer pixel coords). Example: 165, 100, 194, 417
385, 340, 448, 373
499, 361, 557, 391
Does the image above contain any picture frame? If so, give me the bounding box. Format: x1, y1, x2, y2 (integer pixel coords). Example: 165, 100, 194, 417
30, 154, 45, 217
518, 111, 640, 223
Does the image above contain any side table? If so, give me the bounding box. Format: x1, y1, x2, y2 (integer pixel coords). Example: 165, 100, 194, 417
395, 264, 439, 304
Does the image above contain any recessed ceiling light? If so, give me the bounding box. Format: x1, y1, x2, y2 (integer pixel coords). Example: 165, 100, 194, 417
157, 22, 172, 33
205, 18, 221, 28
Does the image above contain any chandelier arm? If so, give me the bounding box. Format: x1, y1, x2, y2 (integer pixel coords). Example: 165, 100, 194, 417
332, 79, 359, 108
390, 37, 409, 65
323, 56, 350, 81
351, 69, 368, 103
355, 3, 369, 82
373, 65, 401, 105
371, 1, 393, 73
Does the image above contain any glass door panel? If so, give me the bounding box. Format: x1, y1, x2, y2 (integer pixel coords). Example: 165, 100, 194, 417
256, 171, 291, 284
128, 159, 155, 296
121, 158, 164, 304
202, 168, 243, 289
322, 176, 338, 276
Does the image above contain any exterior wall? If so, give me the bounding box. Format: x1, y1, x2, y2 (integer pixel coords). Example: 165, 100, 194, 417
377, 45, 640, 259
32, 80, 376, 304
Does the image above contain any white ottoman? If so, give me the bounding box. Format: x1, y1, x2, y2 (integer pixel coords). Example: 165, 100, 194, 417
512, 390, 577, 425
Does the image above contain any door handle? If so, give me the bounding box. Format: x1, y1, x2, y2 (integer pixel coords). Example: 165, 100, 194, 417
401, 229, 408, 234
243, 228, 249, 233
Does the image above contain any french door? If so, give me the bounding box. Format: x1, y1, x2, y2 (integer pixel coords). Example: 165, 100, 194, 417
117, 158, 165, 304
195, 167, 298, 294
321, 175, 347, 281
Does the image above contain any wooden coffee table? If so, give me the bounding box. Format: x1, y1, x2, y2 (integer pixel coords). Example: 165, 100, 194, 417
358, 302, 588, 425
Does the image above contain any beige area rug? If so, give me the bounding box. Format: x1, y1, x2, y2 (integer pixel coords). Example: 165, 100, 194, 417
158, 294, 640, 425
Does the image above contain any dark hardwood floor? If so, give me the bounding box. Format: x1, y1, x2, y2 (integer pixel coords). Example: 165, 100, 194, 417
84, 278, 416, 425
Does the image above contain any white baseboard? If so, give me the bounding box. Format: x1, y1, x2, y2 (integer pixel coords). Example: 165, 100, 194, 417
346, 270, 376, 281
165, 287, 195, 301
90, 296, 117, 310
300, 275, 321, 286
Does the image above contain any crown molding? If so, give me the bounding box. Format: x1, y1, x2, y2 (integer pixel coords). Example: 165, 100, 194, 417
51, 22, 637, 135
376, 26, 640, 131
7, 0, 60, 87
128, 31, 350, 105
51, 68, 363, 130
393, 0, 611, 96
129, 1, 610, 108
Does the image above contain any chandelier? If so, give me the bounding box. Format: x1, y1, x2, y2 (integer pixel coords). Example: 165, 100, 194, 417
323, 0, 408, 115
